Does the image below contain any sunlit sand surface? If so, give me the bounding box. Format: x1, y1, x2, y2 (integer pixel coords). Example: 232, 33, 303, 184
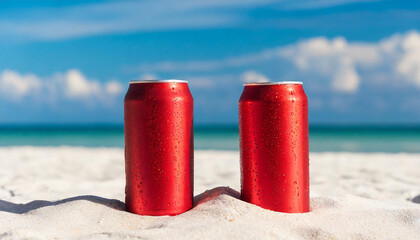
0, 147, 419, 239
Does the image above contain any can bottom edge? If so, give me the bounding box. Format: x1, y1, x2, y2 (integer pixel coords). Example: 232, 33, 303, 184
126, 206, 193, 216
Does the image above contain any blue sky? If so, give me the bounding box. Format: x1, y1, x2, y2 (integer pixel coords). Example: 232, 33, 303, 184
1, 0, 420, 124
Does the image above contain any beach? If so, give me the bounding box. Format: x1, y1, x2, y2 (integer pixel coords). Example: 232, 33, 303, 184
0, 146, 419, 239
3, 1, 420, 239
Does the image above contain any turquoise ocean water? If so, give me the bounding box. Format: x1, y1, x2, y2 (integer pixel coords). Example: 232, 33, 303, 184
1, 125, 420, 153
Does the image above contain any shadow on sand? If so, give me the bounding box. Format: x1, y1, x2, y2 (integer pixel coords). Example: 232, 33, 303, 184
0, 187, 241, 214
411, 195, 420, 204
0, 195, 125, 214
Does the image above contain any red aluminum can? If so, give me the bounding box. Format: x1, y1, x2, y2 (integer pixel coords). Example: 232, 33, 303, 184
239, 81, 309, 213
124, 80, 193, 216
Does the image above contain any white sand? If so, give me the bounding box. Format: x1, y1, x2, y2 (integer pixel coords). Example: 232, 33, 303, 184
0, 147, 419, 239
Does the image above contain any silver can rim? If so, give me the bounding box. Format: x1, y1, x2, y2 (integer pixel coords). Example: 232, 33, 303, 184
244, 81, 303, 86
129, 79, 188, 84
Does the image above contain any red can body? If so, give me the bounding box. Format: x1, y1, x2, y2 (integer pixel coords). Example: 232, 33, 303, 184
124, 80, 193, 216
239, 82, 309, 213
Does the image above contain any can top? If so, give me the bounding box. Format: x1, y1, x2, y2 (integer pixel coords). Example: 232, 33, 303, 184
244, 81, 302, 86
129, 79, 188, 84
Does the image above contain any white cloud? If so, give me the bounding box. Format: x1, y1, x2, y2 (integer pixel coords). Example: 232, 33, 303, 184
0, 69, 124, 103
241, 71, 270, 83
278, 37, 369, 93
396, 32, 420, 87
331, 66, 360, 93
0, 70, 42, 100
62, 69, 101, 98
132, 30, 420, 94
279, 31, 420, 92
105, 81, 125, 96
